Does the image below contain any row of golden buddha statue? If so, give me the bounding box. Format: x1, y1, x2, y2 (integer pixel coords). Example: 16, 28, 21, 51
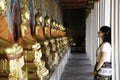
0, 0, 70, 80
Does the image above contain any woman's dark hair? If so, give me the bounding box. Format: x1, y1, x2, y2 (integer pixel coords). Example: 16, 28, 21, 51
100, 26, 111, 44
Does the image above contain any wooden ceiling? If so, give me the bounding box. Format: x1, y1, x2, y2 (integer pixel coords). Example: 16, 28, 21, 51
59, 0, 88, 9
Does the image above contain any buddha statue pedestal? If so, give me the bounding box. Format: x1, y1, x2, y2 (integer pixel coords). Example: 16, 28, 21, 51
34, 48, 49, 80
23, 50, 39, 80
23, 43, 49, 80
23, 43, 39, 80
50, 39, 59, 66
0, 46, 27, 80
36, 60, 49, 80
55, 38, 62, 59
41, 40, 54, 72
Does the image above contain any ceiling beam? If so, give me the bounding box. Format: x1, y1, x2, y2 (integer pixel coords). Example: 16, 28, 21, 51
59, 0, 88, 9
60, 0, 87, 3
61, 3, 87, 9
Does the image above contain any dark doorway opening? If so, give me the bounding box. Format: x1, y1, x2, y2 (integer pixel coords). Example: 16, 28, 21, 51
63, 9, 86, 53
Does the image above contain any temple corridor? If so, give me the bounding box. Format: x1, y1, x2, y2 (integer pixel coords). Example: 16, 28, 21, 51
60, 53, 94, 80
1, 0, 120, 80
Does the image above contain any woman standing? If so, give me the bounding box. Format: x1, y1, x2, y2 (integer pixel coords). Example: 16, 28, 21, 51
94, 26, 112, 80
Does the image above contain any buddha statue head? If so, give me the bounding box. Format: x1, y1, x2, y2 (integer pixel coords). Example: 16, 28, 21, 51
55, 22, 59, 29
58, 23, 61, 30
21, 5, 30, 22
53, 21, 56, 28
36, 12, 43, 25
0, 0, 7, 14
51, 20, 56, 28
45, 16, 50, 26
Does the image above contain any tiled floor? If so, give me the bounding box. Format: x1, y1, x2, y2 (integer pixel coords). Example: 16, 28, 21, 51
60, 53, 94, 80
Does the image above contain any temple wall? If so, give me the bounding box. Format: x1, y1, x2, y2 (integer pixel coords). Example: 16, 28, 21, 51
32, 0, 63, 24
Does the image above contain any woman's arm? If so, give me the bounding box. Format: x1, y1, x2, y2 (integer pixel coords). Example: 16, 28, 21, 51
95, 52, 106, 71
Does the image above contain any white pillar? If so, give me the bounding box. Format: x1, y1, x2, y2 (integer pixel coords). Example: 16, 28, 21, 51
90, 9, 94, 65
104, 0, 111, 26
92, 2, 99, 65
86, 13, 91, 59
86, 2, 99, 65
97, 1, 100, 45
118, 0, 120, 78
111, 0, 120, 80
99, 0, 105, 27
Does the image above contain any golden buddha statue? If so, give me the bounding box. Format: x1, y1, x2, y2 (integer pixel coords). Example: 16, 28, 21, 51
44, 16, 51, 38
55, 22, 59, 38
20, 4, 50, 79
0, 0, 25, 79
51, 20, 58, 38
34, 12, 49, 79
19, 4, 41, 54
35, 12, 46, 41
19, 4, 44, 79
59, 25, 66, 37
35, 12, 50, 65
19, 5, 36, 46
35, 13, 54, 72
0, 0, 14, 44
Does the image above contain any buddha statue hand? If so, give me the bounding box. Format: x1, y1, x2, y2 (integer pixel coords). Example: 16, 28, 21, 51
34, 49, 42, 66
12, 43, 18, 47
44, 40, 49, 46
5, 43, 23, 58
32, 42, 41, 50
50, 39, 55, 44
15, 46, 23, 55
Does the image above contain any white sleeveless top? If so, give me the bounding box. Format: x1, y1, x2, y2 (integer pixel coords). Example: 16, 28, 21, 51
96, 42, 112, 62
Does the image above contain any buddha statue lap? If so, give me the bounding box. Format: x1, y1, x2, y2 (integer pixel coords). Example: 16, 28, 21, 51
0, 0, 26, 79
44, 16, 51, 38
49, 39, 59, 65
